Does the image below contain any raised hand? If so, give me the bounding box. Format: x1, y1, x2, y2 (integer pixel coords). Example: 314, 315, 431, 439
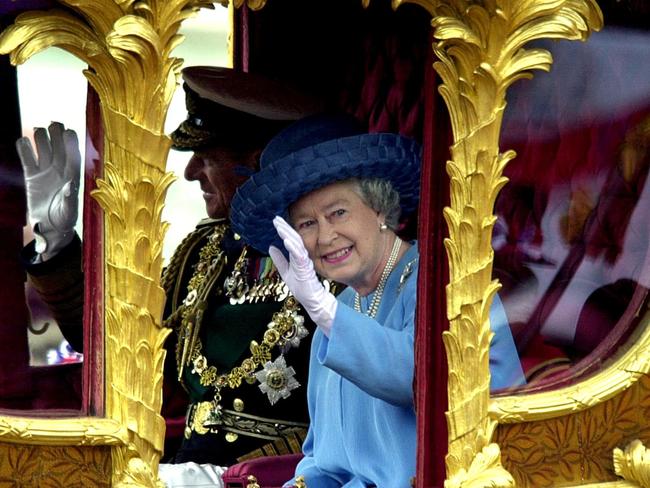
268, 216, 338, 335
16, 122, 81, 261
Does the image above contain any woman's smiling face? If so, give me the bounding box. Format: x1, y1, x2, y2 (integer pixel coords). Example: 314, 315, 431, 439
289, 180, 391, 295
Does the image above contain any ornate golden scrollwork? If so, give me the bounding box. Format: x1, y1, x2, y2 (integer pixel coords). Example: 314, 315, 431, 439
494, 371, 650, 486
0, 442, 113, 486
614, 440, 650, 488
445, 429, 515, 488
232, 0, 268, 11
0, 1, 620, 487
246, 474, 261, 488
492, 310, 650, 424
386, 0, 602, 486
0, 1, 214, 486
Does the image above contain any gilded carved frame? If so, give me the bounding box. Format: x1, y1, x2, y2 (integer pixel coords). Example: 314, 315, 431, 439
0, 1, 218, 486
0, 0, 648, 487
406, 1, 650, 487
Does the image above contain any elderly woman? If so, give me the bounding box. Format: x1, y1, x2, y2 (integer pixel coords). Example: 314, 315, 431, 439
231, 113, 524, 488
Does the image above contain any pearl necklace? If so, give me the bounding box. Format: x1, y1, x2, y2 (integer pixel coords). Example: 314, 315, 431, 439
353, 236, 402, 318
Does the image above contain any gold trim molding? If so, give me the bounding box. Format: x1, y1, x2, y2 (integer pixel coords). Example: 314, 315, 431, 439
387, 0, 602, 485
492, 307, 650, 423
0, 417, 126, 446
0, 1, 214, 486
495, 372, 650, 486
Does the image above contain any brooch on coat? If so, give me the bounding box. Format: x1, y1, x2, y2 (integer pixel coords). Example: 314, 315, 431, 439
398, 258, 418, 293
255, 355, 301, 405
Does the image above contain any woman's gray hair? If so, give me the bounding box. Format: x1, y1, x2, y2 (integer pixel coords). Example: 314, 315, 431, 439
350, 177, 402, 230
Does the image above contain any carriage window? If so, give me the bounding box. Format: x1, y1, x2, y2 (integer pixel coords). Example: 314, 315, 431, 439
17, 49, 87, 368
494, 25, 650, 392
0, 7, 230, 411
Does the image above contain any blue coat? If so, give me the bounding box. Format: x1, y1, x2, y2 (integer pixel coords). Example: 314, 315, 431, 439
287, 244, 523, 487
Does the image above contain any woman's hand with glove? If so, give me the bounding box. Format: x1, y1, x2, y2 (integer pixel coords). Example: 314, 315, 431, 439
268, 216, 338, 336
16, 122, 81, 261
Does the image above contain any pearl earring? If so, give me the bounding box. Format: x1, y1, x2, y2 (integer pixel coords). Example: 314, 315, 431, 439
379, 223, 388, 231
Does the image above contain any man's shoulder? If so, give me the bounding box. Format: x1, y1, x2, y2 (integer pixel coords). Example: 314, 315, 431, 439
178, 218, 229, 245
194, 217, 227, 229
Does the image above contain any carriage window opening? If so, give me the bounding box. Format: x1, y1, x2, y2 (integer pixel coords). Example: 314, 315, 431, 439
17, 49, 87, 367
493, 26, 650, 391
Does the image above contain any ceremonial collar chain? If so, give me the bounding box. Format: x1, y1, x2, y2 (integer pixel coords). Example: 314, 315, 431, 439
165, 224, 310, 437
175, 223, 229, 379
167, 224, 296, 377
188, 296, 308, 436
353, 236, 402, 318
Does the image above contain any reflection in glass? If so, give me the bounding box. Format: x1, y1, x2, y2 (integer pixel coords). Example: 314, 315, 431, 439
16, 49, 87, 374
25, 281, 83, 366
0, 53, 87, 411
494, 26, 650, 391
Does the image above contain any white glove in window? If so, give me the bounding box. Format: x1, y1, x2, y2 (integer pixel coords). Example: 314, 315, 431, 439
16, 122, 81, 261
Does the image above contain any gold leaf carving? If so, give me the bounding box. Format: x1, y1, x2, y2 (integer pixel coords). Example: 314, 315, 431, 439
445, 441, 515, 488
246, 475, 262, 488
0, 1, 214, 486
614, 440, 650, 488
388, 0, 602, 485
496, 373, 650, 486
232, 0, 268, 11
0, 416, 126, 446
0, 443, 112, 487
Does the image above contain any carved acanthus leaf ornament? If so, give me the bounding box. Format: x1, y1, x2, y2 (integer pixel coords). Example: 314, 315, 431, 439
0, 1, 213, 486
386, 0, 602, 486
615, 440, 650, 488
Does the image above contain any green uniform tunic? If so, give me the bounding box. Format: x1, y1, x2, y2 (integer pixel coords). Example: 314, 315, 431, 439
26, 219, 314, 466
161, 219, 313, 465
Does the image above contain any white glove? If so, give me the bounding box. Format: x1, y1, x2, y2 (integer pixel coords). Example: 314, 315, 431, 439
269, 216, 338, 336
16, 122, 81, 261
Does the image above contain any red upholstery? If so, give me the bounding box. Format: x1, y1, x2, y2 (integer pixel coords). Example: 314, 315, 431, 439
29, 363, 82, 411
222, 453, 303, 488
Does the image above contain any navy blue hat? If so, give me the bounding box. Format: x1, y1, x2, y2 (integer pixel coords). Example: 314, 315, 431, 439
230, 113, 421, 253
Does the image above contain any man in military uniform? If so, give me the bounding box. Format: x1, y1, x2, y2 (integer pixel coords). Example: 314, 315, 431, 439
161, 67, 324, 466
18, 67, 324, 470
